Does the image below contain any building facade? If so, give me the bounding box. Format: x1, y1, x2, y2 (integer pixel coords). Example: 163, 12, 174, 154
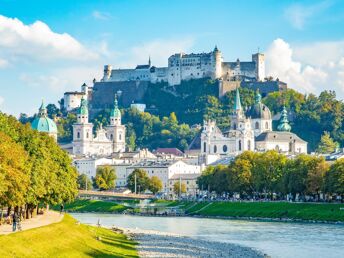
72, 96, 126, 156
101, 47, 265, 86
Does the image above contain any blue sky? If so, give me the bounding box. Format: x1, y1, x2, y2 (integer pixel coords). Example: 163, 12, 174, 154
0, 0, 343, 116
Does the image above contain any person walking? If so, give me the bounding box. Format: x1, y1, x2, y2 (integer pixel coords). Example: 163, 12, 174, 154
12, 212, 17, 232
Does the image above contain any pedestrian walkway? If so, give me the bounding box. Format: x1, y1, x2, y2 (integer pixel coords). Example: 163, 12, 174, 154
0, 210, 63, 235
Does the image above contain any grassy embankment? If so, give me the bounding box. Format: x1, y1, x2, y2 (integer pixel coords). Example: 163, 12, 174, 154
0, 214, 138, 258
62, 199, 130, 213
185, 201, 344, 222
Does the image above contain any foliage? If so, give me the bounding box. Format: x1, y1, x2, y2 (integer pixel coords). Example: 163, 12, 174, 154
59, 199, 129, 213
0, 112, 78, 215
94, 166, 117, 190
173, 181, 187, 195
149, 176, 163, 194
324, 159, 344, 195
0, 214, 138, 257
317, 131, 338, 154
77, 174, 92, 190
127, 169, 151, 193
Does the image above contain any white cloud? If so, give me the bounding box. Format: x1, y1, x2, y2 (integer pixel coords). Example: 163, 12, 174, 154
122, 37, 195, 67
284, 1, 331, 30
92, 11, 112, 21
0, 58, 9, 68
0, 15, 98, 63
266, 38, 344, 99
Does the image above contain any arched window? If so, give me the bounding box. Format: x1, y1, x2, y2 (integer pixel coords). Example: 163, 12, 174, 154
77, 132, 80, 139
248, 140, 251, 150
119, 134, 122, 140
203, 142, 206, 153
289, 142, 293, 152
110, 134, 113, 140
255, 121, 259, 129
86, 132, 89, 138
238, 140, 242, 151
265, 122, 269, 129
233, 123, 237, 130
223, 145, 228, 153
214, 145, 217, 153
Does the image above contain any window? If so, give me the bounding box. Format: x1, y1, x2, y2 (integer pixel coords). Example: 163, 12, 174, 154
119, 134, 122, 140
255, 122, 259, 129
214, 145, 217, 153
248, 140, 251, 150
110, 134, 113, 140
233, 123, 237, 130
86, 132, 89, 138
203, 142, 206, 152
223, 145, 228, 152
238, 140, 242, 151
265, 122, 269, 129
77, 132, 80, 139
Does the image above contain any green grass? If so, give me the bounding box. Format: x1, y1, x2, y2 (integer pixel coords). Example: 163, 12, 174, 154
61, 199, 130, 213
185, 201, 344, 222
0, 214, 138, 258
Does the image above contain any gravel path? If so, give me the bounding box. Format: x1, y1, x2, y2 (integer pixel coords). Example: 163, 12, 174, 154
121, 228, 266, 258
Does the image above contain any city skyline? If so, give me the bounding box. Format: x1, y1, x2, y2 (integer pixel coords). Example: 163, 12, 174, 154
0, 0, 343, 115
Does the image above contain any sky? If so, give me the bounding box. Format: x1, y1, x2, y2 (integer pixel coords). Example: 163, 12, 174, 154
0, 0, 344, 116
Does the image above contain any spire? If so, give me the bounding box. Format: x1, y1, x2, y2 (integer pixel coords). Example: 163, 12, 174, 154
214, 45, 218, 52
78, 97, 88, 116
255, 89, 262, 104
38, 99, 47, 117
111, 94, 121, 118
277, 106, 291, 132
234, 87, 242, 111
148, 56, 151, 66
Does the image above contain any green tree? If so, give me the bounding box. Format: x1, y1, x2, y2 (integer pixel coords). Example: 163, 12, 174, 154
94, 166, 117, 190
127, 169, 150, 193
149, 176, 163, 194
77, 174, 92, 190
324, 159, 344, 195
317, 131, 337, 154
173, 181, 187, 196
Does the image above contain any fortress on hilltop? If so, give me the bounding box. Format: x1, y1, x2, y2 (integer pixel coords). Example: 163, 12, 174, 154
102, 46, 265, 86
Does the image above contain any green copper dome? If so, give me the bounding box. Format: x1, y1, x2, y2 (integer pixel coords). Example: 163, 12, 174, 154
31, 100, 57, 134
78, 98, 88, 115
277, 106, 291, 132
110, 95, 121, 118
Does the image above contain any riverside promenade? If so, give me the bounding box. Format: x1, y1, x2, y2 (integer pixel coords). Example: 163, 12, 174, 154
0, 210, 63, 235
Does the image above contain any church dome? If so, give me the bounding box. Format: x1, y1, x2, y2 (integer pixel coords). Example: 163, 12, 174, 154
245, 91, 271, 120
31, 101, 57, 134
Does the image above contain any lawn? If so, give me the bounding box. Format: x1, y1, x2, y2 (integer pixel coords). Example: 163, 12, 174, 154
62, 199, 130, 213
185, 201, 344, 222
0, 214, 138, 258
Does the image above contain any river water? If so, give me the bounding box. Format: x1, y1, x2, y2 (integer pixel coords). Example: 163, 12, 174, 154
71, 213, 344, 258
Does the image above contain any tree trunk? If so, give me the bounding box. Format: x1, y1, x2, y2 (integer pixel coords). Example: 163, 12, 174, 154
7, 206, 11, 217
25, 204, 29, 219
36, 205, 39, 215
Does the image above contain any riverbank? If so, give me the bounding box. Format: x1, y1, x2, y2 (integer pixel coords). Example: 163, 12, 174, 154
64, 199, 344, 223
0, 214, 138, 257
120, 227, 265, 258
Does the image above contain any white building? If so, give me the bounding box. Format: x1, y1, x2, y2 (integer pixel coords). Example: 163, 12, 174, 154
73, 157, 114, 179
72, 96, 126, 156
102, 47, 265, 86
125, 160, 202, 193
200, 89, 307, 157
63, 83, 90, 111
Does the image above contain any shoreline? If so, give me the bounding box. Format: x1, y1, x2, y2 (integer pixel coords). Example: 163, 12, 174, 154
67, 210, 344, 225
113, 227, 267, 258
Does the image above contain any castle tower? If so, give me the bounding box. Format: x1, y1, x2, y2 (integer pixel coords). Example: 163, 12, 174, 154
106, 95, 126, 152
212, 45, 223, 79
103, 65, 112, 81
72, 97, 93, 155
252, 52, 265, 81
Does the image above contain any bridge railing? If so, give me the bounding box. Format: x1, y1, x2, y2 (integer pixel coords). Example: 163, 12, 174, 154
78, 190, 154, 199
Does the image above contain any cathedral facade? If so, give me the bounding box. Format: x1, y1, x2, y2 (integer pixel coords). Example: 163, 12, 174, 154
72, 96, 126, 156
200, 88, 307, 156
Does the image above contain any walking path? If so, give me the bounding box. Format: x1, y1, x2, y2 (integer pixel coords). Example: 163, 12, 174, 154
0, 210, 63, 235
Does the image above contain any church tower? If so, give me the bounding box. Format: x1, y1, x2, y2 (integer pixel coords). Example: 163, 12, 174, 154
72, 97, 93, 155
106, 95, 126, 152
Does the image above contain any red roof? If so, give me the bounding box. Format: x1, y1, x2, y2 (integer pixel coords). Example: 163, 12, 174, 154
155, 148, 184, 156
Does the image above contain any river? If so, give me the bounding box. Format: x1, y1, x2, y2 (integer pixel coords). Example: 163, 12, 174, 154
71, 213, 344, 258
